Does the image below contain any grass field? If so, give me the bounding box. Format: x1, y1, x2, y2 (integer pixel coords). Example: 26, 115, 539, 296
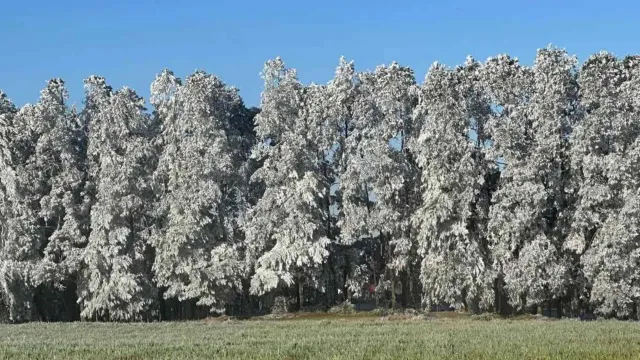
1, 312, 639, 359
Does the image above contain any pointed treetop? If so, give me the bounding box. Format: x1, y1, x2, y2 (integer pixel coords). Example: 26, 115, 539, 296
0, 91, 16, 114
39, 78, 68, 106
115, 87, 145, 108
83, 75, 112, 103
150, 69, 181, 108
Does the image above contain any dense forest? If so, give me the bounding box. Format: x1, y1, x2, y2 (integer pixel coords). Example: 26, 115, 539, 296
0, 46, 639, 322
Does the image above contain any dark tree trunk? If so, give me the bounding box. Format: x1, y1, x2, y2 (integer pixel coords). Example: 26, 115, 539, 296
297, 277, 304, 311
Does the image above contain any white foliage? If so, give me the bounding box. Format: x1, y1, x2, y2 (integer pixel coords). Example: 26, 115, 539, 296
2, 50, 640, 321
573, 54, 640, 317
486, 47, 577, 309
246, 58, 331, 296
78, 82, 156, 321
342, 63, 416, 253
150, 70, 245, 313
0, 80, 84, 322
412, 60, 494, 310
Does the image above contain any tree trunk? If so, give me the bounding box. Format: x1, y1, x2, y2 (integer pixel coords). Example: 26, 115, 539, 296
241, 278, 251, 316
556, 298, 563, 319
388, 236, 396, 309
390, 273, 396, 309
343, 252, 350, 304
158, 288, 165, 322
406, 268, 413, 308
64, 278, 80, 321
461, 289, 468, 313
297, 277, 304, 311
494, 275, 509, 315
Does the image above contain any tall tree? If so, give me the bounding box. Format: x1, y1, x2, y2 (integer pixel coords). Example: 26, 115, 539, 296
20, 79, 85, 321
151, 70, 244, 315
411, 58, 494, 313
485, 48, 577, 312
245, 58, 330, 308
571, 54, 640, 318
78, 85, 157, 321
0, 79, 85, 322
325, 57, 361, 304
0, 91, 31, 322
0, 103, 43, 322
341, 62, 417, 308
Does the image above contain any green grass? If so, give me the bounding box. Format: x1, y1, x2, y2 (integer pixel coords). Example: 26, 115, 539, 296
1, 313, 639, 359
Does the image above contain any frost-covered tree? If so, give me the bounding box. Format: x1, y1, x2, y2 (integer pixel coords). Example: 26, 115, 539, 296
571, 54, 640, 318
151, 70, 244, 315
301, 82, 341, 306
340, 62, 417, 308
19, 80, 84, 321
78, 85, 157, 321
0, 103, 43, 322
35, 81, 85, 279
0, 79, 85, 322
411, 58, 494, 312
246, 58, 330, 307
485, 47, 577, 311
0, 91, 30, 322
81, 75, 112, 229
324, 57, 363, 304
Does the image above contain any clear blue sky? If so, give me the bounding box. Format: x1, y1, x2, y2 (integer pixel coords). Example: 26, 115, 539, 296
0, 0, 637, 109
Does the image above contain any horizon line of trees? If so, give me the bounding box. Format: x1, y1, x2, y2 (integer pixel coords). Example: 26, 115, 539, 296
1, 46, 639, 323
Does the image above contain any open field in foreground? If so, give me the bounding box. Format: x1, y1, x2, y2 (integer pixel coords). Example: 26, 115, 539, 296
1, 313, 640, 359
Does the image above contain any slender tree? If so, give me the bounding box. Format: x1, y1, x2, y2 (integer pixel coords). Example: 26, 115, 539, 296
78, 86, 157, 321
412, 59, 494, 312
21, 79, 85, 321
325, 58, 362, 304
245, 58, 330, 308
150, 70, 245, 315
0, 91, 31, 322
485, 48, 577, 312
341, 62, 417, 308
572, 54, 640, 318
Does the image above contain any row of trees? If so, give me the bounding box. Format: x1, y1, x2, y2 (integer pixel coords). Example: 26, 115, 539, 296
1, 46, 639, 322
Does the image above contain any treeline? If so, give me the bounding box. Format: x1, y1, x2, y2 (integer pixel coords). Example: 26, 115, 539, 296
0, 46, 639, 322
